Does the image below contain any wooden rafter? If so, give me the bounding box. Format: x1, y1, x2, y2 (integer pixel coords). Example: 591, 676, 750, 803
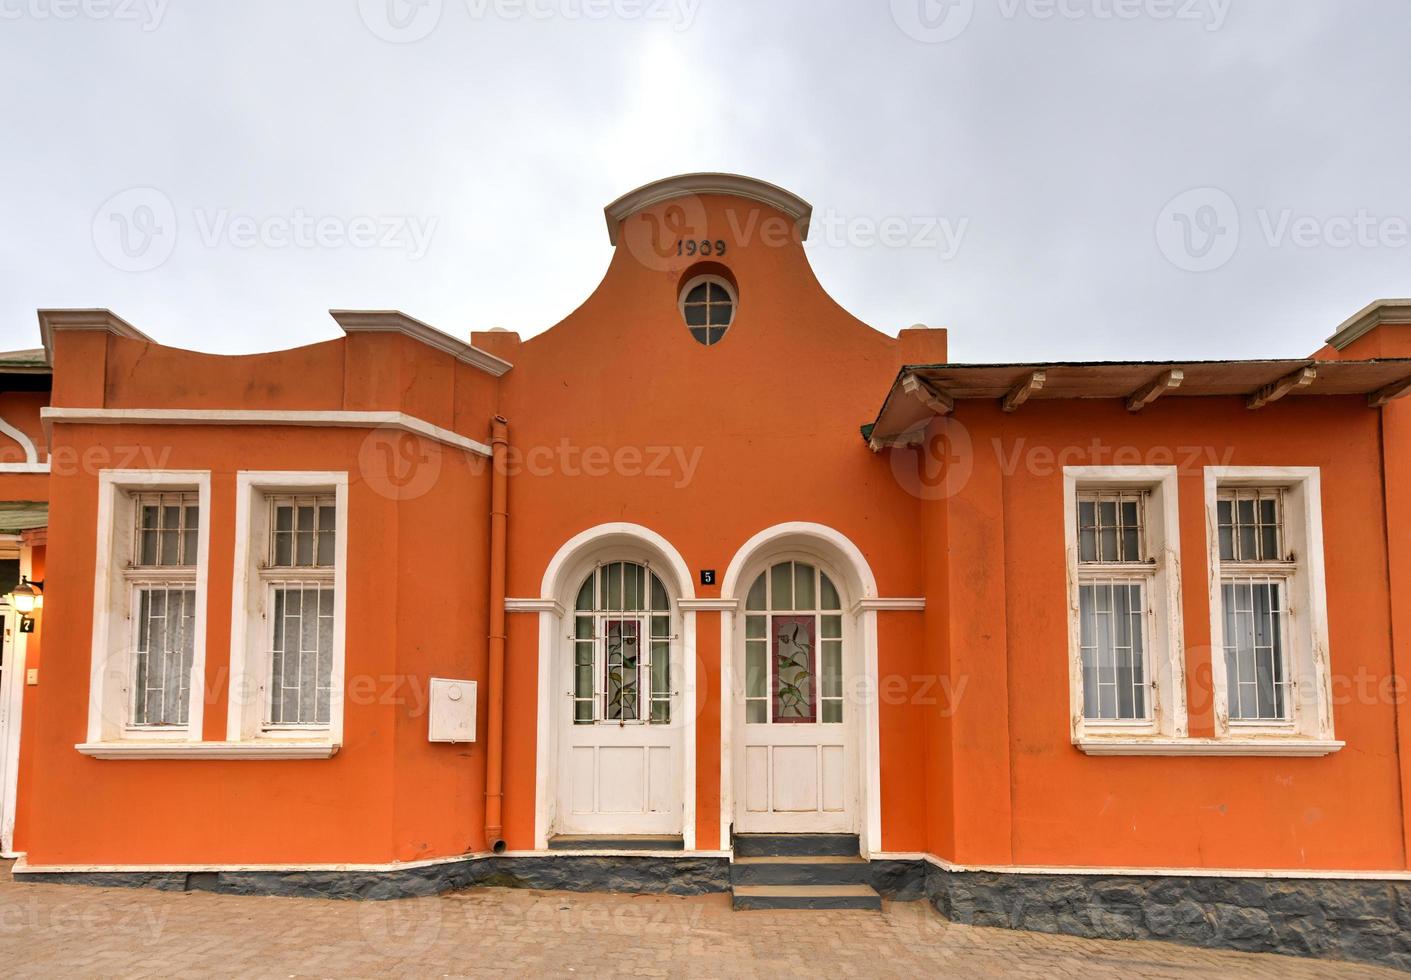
1126, 369, 1184, 413
901, 373, 954, 416
1001, 371, 1046, 413
1369, 374, 1411, 408
867, 423, 929, 454
1247, 365, 1316, 410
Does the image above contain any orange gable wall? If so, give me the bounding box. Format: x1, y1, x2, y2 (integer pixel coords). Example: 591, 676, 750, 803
490, 195, 940, 853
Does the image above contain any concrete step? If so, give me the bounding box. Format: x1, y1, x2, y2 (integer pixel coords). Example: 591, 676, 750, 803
545, 835, 684, 852
731, 884, 882, 911
730, 855, 870, 887
732, 833, 860, 858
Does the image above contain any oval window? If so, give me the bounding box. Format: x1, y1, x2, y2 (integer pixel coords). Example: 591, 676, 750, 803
679, 275, 735, 346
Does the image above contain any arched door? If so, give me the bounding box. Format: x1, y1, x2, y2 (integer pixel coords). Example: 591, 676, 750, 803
556, 560, 682, 836
734, 559, 858, 833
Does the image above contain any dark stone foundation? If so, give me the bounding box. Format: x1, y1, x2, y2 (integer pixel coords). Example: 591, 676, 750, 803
15, 856, 1411, 970
926, 864, 1411, 972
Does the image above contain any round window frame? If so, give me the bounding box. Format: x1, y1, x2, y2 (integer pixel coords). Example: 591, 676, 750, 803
678, 274, 738, 346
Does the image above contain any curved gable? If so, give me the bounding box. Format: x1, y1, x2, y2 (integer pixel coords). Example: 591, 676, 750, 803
604, 173, 812, 244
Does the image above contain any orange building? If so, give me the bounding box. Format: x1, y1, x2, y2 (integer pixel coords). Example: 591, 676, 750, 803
4, 175, 1411, 968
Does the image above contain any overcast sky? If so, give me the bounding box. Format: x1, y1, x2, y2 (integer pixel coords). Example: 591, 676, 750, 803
2, 1, 1409, 362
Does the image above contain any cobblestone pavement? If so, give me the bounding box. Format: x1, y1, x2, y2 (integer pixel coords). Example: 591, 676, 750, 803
0, 871, 1401, 978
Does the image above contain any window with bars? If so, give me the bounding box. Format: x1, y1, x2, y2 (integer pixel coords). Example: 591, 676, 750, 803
572, 561, 672, 726
263, 495, 336, 729
127, 492, 198, 729
1216, 488, 1293, 724
1076, 490, 1152, 723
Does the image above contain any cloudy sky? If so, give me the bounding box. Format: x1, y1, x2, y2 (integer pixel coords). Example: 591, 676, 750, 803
2, 1, 1408, 362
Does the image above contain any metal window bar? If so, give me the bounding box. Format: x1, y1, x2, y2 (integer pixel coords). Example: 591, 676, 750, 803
131, 491, 199, 568
1217, 488, 1285, 563
1077, 577, 1150, 722
268, 494, 337, 569
128, 581, 196, 728
266, 580, 335, 728
1077, 490, 1147, 564
1221, 575, 1292, 723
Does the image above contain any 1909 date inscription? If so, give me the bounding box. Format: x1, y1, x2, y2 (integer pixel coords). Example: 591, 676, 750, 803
676, 239, 727, 257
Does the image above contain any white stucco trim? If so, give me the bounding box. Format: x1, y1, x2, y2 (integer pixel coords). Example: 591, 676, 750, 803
40, 408, 492, 458
534, 523, 697, 850
227, 471, 349, 748
852, 597, 925, 613
330, 309, 513, 377
86, 470, 212, 746
0, 415, 44, 472
917, 852, 1411, 881
676, 598, 738, 612
0, 547, 33, 856
75, 741, 339, 760
1204, 467, 1335, 742
1076, 737, 1344, 757
505, 598, 563, 615
603, 172, 813, 244
719, 522, 882, 856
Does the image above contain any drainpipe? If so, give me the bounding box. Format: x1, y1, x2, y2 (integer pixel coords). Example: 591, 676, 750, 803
484, 416, 509, 854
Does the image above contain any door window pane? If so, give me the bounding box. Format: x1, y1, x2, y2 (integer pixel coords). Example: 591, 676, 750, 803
771, 615, 816, 723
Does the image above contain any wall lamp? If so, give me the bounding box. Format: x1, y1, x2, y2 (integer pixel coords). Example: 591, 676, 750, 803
9, 577, 43, 631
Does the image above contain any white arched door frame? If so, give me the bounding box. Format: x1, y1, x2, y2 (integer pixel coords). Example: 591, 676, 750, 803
531, 523, 697, 850
720, 522, 882, 856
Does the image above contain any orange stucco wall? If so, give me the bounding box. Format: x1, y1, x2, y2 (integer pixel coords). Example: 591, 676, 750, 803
11, 187, 1411, 875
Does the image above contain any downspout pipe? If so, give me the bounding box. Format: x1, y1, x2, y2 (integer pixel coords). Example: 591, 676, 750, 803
484, 416, 509, 853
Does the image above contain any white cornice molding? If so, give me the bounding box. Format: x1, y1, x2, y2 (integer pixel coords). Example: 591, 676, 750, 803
331, 309, 513, 377
1075, 737, 1344, 758
1325, 298, 1411, 350
38, 309, 152, 365
676, 598, 739, 612
41, 407, 493, 457
851, 597, 926, 613
603, 173, 813, 245
505, 598, 564, 616
75, 741, 340, 760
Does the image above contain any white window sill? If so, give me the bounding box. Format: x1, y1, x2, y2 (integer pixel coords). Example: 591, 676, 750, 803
75, 741, 340, 760
1075, 737, 1343, 758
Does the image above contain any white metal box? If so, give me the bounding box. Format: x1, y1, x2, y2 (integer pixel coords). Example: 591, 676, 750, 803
428, 678, 477, 743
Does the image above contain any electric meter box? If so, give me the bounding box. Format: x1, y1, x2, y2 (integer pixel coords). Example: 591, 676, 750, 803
428, 678, 477, 743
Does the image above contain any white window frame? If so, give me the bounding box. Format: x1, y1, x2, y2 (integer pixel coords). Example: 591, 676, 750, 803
1206, 467, 1335, 742
228, 472, 348, 748
1063, 467, 1187, 744
85, 470, 211, 744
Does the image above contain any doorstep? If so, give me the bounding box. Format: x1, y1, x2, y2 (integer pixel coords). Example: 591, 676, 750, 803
544, 834, 685, 852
